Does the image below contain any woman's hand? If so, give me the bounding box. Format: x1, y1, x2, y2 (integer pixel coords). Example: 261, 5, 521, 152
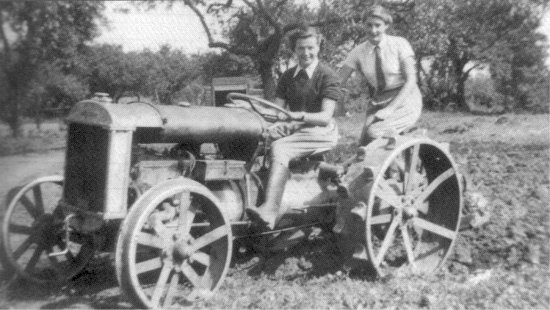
283, 111, 305, 122
374, 107, 393, 120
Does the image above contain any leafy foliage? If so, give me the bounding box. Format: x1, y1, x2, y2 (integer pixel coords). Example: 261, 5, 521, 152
322, 0, 549, 112
168, 0, 320, 99
0, 1, 104, 136
76, 44, 203, 104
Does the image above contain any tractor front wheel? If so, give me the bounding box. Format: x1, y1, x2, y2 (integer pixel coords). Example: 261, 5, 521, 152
116, 178, 233, 309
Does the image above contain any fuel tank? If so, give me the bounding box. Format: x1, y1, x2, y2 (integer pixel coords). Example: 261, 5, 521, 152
66, 100, 266, 144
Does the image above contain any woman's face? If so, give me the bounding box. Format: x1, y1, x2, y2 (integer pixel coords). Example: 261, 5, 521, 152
294, 36, 319, 68
366, 16, 388, 44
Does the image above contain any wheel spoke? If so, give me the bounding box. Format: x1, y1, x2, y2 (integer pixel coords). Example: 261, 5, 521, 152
32, 186, 45, 215
151, 263, 173, 306
9, 223, 33, 235
181, 261, 202, 288
163, 272, 180, 308
177, 193, 196, 237
13, 236, 34, 260
19, 195, 40, 219
25, 245, 44, 272
136, 257, 162, 274
375, 217, 399, 266
413, 168, 455, 209
189, 226, 228, 252
400, 225, 416, 268
376, 179, 402, 207
191, 252, 211, 267
411, 218, 456, 240
137, 232, 164, 249
370, 214, 392, 225
378, 199, 391, 210
405, 144, 420, 194
393, 156, 406, 175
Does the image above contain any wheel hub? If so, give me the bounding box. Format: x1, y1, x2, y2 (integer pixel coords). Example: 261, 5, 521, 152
173, 237, 193, 262
33, 214, 61, 247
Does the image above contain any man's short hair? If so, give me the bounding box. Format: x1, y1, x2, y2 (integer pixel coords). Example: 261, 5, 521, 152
289, 26, 324, 51
367, 5, 393, 25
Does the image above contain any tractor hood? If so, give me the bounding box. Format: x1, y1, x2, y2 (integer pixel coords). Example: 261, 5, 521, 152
66, 99, 266, 143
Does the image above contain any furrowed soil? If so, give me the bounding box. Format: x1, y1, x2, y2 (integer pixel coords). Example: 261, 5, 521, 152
0, 112, 548, 309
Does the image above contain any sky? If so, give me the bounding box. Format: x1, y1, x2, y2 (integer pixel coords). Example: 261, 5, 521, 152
95, 2, 209, 53
96, 1, 550, 67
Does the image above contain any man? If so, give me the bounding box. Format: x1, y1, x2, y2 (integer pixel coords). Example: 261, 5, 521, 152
246, 26, 341, 229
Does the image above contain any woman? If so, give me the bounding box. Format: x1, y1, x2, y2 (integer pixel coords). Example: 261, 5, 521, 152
339, 5, 422, 145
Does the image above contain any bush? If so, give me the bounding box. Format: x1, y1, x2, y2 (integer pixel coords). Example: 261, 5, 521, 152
465, 75, 505, 113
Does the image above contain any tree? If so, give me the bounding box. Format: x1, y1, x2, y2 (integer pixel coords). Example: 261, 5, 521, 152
144, 45, 203, 104
78, 44, 203, 104
327, 0, 549, 112
178, 0, 321, 100
199, 51, 256, 83
27, 64, 89, 129
77, 44, 150, 102
0, 1, 104, 136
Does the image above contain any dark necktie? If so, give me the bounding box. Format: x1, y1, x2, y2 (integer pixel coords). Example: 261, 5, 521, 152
375, 45, 386, 92
295, 69, 309, 83
294, 69, 309, 111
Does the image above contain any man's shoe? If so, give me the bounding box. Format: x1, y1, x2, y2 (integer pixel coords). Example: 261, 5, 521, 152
245, 207, 277, 230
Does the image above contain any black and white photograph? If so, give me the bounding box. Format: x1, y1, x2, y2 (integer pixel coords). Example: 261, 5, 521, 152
0, 0, 548, 308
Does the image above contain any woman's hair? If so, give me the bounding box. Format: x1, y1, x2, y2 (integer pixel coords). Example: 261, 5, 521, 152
367, 5, 393, 25
288, 26, 324, 51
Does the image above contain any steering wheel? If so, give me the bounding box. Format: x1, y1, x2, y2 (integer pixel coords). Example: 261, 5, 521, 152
226, 92, 292, 122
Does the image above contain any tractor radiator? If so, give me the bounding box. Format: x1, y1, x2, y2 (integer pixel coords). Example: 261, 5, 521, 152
63, 123, 132, 219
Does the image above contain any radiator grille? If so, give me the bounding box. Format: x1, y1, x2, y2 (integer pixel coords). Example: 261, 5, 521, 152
64, 123, 109, 213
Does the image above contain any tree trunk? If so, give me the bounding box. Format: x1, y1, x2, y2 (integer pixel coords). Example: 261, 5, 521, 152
257, 60, 277, 100
7, 83, 22, 137
455, 73, 469, 112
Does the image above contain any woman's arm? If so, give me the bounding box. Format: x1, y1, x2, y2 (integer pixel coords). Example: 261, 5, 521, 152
288, 99, 336, 126
338, 66, 355, 86
375, 56, 417, 119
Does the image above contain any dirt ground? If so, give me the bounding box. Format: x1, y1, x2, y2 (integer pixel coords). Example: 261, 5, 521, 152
0, 112, 548, 309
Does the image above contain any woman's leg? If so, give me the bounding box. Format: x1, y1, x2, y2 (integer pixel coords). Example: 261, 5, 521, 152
247, 125, 338, 228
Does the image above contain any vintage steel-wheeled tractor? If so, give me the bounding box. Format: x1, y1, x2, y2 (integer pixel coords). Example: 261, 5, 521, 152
0, 92, 463, 308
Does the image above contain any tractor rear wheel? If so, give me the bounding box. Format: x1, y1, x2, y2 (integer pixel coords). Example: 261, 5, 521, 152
364, 140, 463, 276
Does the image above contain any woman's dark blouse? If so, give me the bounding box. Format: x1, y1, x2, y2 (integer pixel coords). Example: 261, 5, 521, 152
276, 63, 341, 113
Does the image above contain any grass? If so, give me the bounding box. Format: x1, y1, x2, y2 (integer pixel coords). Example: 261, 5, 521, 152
0, 110, 548, 309
0, 120, 67, 156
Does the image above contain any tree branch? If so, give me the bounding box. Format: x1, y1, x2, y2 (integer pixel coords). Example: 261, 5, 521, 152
207, 0, 233, 14
183, 0, 256, 56
0, 11, 12, 65
241, 0, 258, 15
254, 0, 281, 33
463, 62, 482, 78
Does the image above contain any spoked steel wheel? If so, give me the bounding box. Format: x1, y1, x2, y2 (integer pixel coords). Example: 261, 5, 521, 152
116, 178, 233, 309
0, 175, 95, 284
365, 141, 462, 276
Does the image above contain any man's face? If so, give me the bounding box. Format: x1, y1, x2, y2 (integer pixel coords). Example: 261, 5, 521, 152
295, 36, 319, 68
366, 16, 388, 44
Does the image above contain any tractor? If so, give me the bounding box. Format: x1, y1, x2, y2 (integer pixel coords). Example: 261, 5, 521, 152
0, 92, 463, 308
